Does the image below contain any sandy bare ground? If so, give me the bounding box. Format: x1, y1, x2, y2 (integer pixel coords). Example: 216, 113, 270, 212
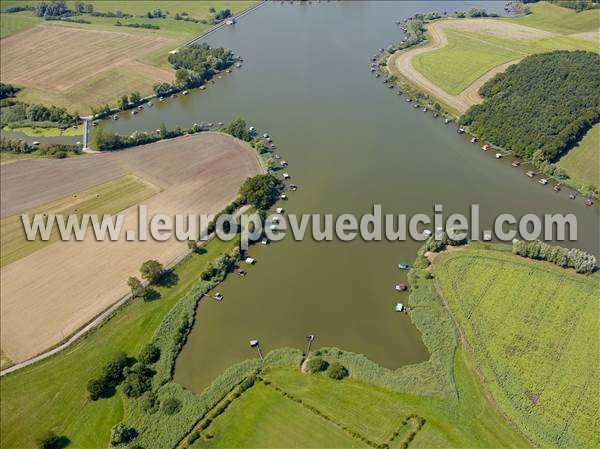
0, 133, 262, 364
390, 19, 553, 114
1, 25, 174, 92
572, 29, 600, 44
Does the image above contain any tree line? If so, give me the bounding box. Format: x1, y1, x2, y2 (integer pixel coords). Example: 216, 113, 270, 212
512, 240, 596, 274
460, 51, 600, 162
1, 98, 78, 129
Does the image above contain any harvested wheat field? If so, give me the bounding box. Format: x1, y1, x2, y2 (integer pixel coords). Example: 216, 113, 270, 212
0, 132, 262, 364
0, 25, 175, 113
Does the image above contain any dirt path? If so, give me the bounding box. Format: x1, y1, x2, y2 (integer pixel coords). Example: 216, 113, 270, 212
391, 20, 523, 115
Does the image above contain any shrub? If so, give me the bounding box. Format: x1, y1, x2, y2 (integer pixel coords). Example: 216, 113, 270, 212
35, 431, 64, 449
140, 391, 159, 414
139, 343, 161, 365
161, 397, 182, 415
110, 423, 137, 445
327, 362, 349, 380
305, 357, 328, 373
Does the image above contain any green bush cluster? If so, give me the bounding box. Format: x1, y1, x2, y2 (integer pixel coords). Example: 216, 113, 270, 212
512, 240, 596, 274
86, 352, 132, 400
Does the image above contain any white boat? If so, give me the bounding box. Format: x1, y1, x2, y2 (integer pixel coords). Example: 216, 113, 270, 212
395, 303, 405, 312
483, 233, 492, 241
276, 207, 284, 214
269, 224, 278, 231
283, 173, 290, 179
32, 141, 40, 146
261, 238, 269, 245
263, 133, 269, 138
422, 229, 432, 237
539, 178, 548, 185
213, 293, 224, 301
495, 153, 502, 159
245, 257, 256, 265
280, 194, 288, 200
249, 126, 256, 132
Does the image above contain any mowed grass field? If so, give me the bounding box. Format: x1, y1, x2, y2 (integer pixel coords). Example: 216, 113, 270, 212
0, 174, 161, 267
505, 2, 600, 34
2, 125, 83, 137
435, 249, 600, 449
190, 348, 530, 449
0, 237, 237, 449
412, 21, 599, 95
557, 124, 600, 192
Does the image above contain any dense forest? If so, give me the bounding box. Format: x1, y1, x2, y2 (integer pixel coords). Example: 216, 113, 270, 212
168, 43, 234, 90
460, 51, 600, 161
0, 99, 78, 128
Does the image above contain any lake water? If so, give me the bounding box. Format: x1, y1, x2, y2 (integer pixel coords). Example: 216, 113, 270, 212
98, 1, 599, 392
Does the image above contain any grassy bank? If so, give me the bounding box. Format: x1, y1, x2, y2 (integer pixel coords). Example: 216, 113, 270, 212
434, 247, 600, 449
557, 123, 600, 192
0, 237, 237, 449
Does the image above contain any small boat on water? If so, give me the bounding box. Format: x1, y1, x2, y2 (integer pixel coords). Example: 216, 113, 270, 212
470, 137, 477, 143
538, 178, 548, 185
395, 283, 408, 292
182, 90, 188, 95
131, 110, 137, 115
276, 207, 284, 214
526, 171, 536, 177
280, 194, 288, 200
375, 73, 381, 78
569, 192, 577, 200
553, 183, 561, 192
398, 262, 410, 270
444, 118, 451, 124
406, 98, 412, 102
396, 303, 406, 312
235, 268, 247, 276
495, 153, 502, 159
482, 144, 490, 151
585, 198, 594, 207
199, 86, 206, 90
213, 293, 224, 301
457, 128, 465, 134
422, 107, 427, 112
511, 160, 520, 167
112, 115, 119, 120
217, 122, 224, 126
245, 257, 256, 265
422, 229, 432, 238
289, 184, 298, 191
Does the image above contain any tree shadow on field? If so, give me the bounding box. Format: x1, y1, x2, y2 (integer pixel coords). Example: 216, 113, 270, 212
143, 287, 161, 302
155, 269, 179, 288
193, 247, 207, 255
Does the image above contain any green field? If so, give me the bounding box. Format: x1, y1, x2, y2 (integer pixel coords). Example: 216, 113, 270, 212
0, 174, 161, 267
0, 2, 255, 40
0, 237, 237, 449
0, 12, 42, 38
435, 248, 600, 449
505, 2, 600, 34
192, 382, 369, 449
412, 27, 598, 95
2, 125, 83, 137
189, 347, 529, 449
557, 124, 600, 192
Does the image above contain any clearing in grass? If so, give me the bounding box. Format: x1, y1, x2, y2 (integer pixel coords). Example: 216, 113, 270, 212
0, 174, 161, 267
434, 248, 600, 449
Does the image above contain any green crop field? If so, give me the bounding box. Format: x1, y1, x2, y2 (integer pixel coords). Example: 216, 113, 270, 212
189, 348, 530, 449
412, 27, 598, 95
505, 2, 600, 34
557, 124, 600, 192
435, 249, 600, 449
0, 174, 161, 267
0, 237, 237, 449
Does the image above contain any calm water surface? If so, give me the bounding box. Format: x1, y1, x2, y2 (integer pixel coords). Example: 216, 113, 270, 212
101, 1, 599, 392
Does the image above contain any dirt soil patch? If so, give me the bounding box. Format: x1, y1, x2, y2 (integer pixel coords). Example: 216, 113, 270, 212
0, 132, 262, 363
